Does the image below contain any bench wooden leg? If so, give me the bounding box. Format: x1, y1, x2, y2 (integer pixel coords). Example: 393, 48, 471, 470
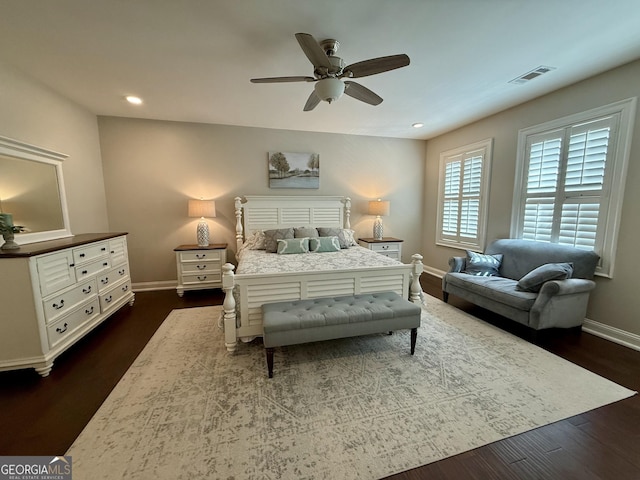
410, 328, 417, 355
266, 347, 274, 378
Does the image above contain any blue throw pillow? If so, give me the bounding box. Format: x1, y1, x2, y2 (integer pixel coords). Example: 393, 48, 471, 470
309, 236, 341, 252
517, 262, 574, 292
276, 237, 310, 254
464, 250, 503, 276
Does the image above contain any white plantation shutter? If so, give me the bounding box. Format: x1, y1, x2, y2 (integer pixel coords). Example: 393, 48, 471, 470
437, 139, 492, 251
512, 98, 636, 277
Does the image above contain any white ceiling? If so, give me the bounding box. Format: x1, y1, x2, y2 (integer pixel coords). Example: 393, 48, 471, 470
2, 1, 640, 140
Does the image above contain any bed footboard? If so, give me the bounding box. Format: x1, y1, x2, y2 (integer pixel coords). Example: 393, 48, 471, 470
221, 254, 424, 353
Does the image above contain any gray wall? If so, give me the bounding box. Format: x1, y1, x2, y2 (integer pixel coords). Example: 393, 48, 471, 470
0, 61, 109, 234
97, 117, 426, 286
423, 58, 640, 338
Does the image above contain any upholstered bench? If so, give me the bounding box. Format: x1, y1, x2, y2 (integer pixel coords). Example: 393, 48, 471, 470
262, 291, 422, 378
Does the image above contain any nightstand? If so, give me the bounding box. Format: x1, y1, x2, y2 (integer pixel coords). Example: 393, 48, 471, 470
358, 237, 403, 261
174, 244, 227, 296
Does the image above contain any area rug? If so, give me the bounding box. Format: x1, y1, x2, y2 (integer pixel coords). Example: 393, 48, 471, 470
67, 297, 635, 479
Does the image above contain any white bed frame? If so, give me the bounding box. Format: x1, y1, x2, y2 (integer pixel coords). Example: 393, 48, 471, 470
221, 195, 424, 353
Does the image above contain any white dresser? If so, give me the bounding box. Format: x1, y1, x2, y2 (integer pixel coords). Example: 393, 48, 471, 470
0, 233, 135, 376
358, 237, 403, 261
174, 243, 227, 296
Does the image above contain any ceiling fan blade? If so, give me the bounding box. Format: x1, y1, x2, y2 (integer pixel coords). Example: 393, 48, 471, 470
251, 76, 315, 83
303, 91, 321, 111
344, 81, 383, 106
295, 32, 331, 69
342, 54, 410, 78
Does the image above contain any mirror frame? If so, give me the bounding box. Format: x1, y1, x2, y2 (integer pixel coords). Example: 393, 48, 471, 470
0, 135, 72, 245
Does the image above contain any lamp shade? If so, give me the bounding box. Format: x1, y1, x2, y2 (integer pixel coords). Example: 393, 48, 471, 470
188, 199, 216, 218
368, 200, 390, 217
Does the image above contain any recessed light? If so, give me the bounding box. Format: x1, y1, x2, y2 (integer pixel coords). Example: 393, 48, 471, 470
125, 95, 143, 105
412, 123, 424, 128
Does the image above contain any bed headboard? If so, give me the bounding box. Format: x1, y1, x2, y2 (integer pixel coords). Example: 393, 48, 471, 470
234, 195, 351, 251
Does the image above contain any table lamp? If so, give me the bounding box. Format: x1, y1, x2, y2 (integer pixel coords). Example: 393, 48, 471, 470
368, 199, 390, 240
188, 199, 216, 246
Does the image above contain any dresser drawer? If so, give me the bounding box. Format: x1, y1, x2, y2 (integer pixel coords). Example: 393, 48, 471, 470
97, 263, 130, 293
76, 257, 111, 282
180, 250, 223, 262
47, 298, 100, 349
73, 241, 109, 264
99, 280, 132, 312
42, 279, 97, 324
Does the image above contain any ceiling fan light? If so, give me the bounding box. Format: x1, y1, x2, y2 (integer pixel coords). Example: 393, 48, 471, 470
314, 78, 345, 103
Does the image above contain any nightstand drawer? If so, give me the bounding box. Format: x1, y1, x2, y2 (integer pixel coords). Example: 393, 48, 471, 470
181, 273, 220, 285
370, 243, 400, 253
180, 250, 223, 262
181, 262, 221, 274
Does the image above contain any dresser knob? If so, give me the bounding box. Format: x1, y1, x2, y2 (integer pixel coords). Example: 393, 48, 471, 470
52, 300, 65, 310
105, 295, 113, 303
56, 323, 68, 334
82, 286, 92, 294
85, 306, 94, 315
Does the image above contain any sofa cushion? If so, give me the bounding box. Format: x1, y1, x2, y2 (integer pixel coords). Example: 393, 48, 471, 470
445, 273, 537, 311
464, 251, 503, 276
485, 239, 600, 280
517, 262, 574, 292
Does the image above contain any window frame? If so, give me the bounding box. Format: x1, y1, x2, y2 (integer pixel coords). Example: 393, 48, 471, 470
510, 98, 637, 277
436, 138, 493, 252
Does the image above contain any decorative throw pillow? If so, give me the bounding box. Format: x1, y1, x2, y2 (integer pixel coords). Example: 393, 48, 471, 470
517, 262, 574, 292
309, 236, 341, 252
244, 230, 266, 250
294, 227, 319, 238
464, 250, 503, 276
317, 227, 353, 248
342, 229, 358, 247
276, 237, 310, 255
264, 228, 294, 253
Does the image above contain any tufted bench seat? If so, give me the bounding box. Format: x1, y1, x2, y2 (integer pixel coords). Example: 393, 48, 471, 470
262, 291, 422, 377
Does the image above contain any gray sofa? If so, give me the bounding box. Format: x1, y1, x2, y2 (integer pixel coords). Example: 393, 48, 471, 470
442, 239, 600, 332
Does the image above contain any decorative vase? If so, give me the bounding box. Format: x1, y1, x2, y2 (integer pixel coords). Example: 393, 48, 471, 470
0, 213, 19, 250
1, 229, 19, 250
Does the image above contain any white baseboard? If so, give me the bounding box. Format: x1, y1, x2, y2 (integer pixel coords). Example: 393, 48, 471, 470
424, 264, 640, 352
132, 280, 177, 292
582, 319, 640, 352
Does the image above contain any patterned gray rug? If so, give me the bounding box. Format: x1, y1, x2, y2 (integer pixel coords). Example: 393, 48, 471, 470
67, 297, 635, 479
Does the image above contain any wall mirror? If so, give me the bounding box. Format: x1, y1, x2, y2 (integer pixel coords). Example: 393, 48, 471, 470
0, 135, 71, 245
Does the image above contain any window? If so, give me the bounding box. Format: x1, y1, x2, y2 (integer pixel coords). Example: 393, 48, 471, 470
436, 138, 492, 251
511, 98, 637, 277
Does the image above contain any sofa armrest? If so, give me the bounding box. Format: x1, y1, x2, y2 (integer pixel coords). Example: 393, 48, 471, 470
448, 256, 466, 273
537, 278, 596, 297
530, 278, 596, 329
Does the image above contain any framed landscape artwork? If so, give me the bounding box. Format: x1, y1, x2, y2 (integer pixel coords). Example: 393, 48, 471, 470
268, 151, 319, 189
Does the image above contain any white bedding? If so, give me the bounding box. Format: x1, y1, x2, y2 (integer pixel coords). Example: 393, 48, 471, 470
236, 245, 402, 275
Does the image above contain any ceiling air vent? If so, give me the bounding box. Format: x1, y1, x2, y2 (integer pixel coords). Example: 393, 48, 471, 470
509, 66, 556, 85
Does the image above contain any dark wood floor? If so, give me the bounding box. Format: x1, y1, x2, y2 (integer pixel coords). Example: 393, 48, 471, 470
1, 278, 638, 480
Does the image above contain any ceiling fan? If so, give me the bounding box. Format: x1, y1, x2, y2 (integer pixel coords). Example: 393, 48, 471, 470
250, 33, 410, 111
